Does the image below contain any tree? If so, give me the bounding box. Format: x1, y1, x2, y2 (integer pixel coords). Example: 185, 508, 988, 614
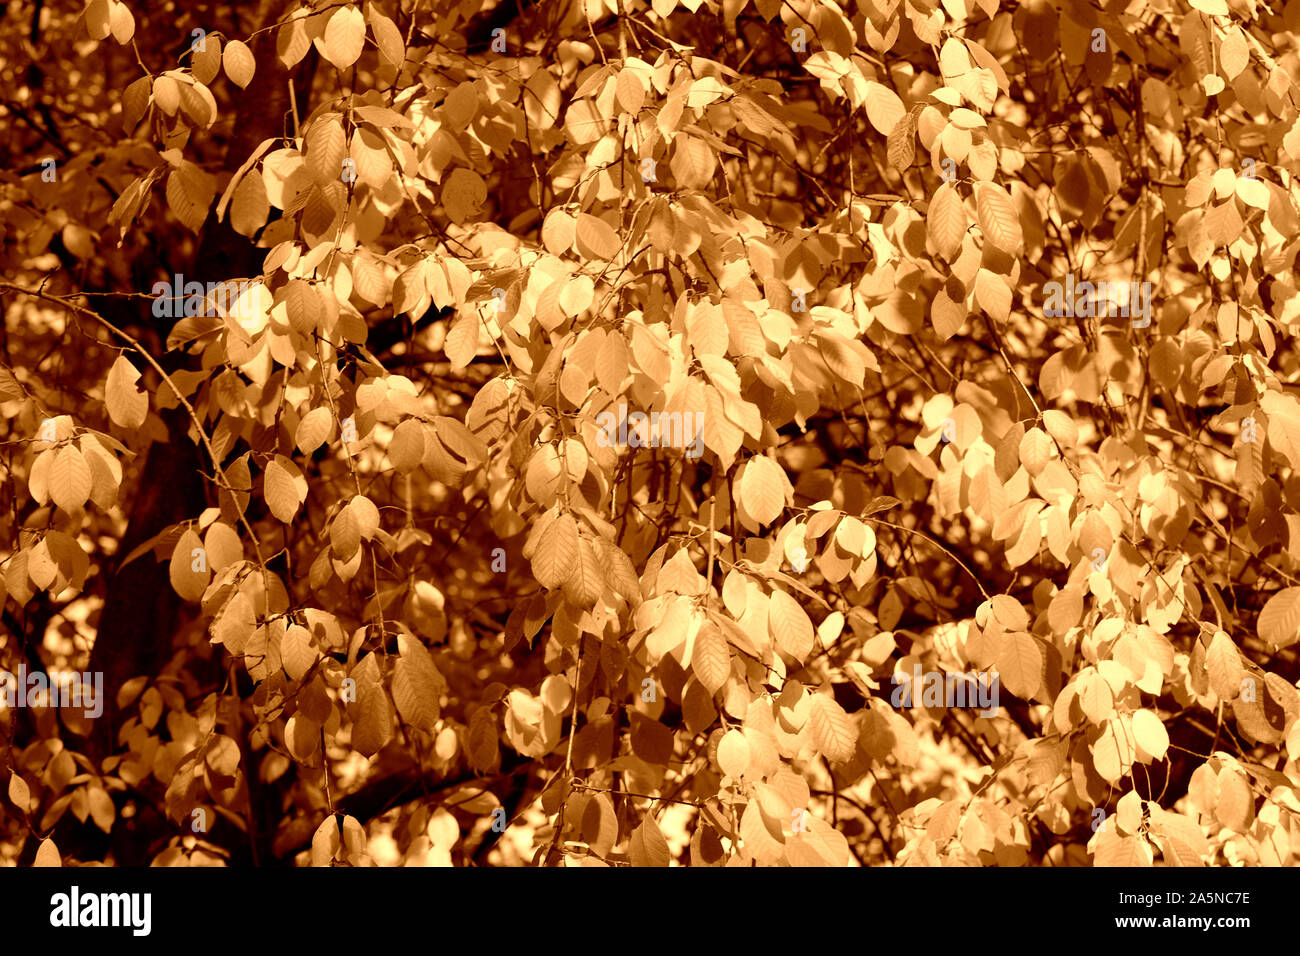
1, 0, 1298, 868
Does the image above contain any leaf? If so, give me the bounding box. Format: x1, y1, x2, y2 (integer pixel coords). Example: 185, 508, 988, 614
1206, 631, 1245, 699
191, 36, 221, 85
532, 512, 580, 590
311, 815, 340, 867
295, 407, 333, 454
33, 838, 61, 867
691, 622, 730, 694
525, 444, 563, 505
281, 625, 318, 681
442, 168, 487, 224
392, 640, 445, 732
165, 162, 215, 233
1078, 670, 1113, 724
886, 113, 916, 171
628, 815, 671, 866
305, 114, 347, 186
1150, 811, 1208, 866
1258, 587, 1300, 650
1132, 709, 1169, 761
444, 314, 479, 369
808, 694, 857, 763
670, 134, 717, 190
8, 773, 30, 813
564, 99, 607, 144
169, 527, 208, 602
230, 171, 269, 238
928, 182, 966, 260
1219, 29, 1249, 80
717, 729, 750, 777
1094, 833, 1152, 866
322, 4, 366, 69
768, 588, 814, 661
389, 419, 426, 474
277, 15, 311, 67
616, 69, 647, 114
368, 8, 405, 69
109, 2, 134, 43
331, 501, 362, 561
739, 456, 787, 526
264, 456, 304, 523
974, 268, 1011, 323
931, 287, 966, 339
222, 39, 256, 88
1092, 719, 1136, 784
574, 213, 622, 261
863, 82, 905, 135
105, 355, 148, 429
563, 536, 605, 608
1215, 769, 1254, 831
995, 631, 1043, 699
1261, 391, 1300, 470
974, 181, 1023, 255
351, 654, 394, 757
50, 446, 93, 513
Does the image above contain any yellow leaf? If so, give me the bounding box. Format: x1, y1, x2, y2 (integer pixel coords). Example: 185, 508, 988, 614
616, 69, 646, 114
995, 631, 1043, 699
105, 355, 148, 429
1132, 708, 1169, 761
1094, 833, 1153, 866
392, 639, 445, 732
230, 171, 269, 238
1258, 587, 1300, 649
444, 314, 479, 369
34, 837, 61, 867
670, 134, 717, 190
974, 268, 1011, 323
263, 456, 303, 523
442, 168, 487, 224
628, 815, 671, 867
1091, 718, 1136, 784
351, 653, 394, 757
305, 114, 347, 186
808, 694, 857, 763
768, 588, 813, 661
974, 181, 1023, 255
330, 501, 361, 561
691, 623, 730, 694
1206, 630, 1244, 699
863, 82, 905, 135
191, 36, 221, 85
1219, 29, 1249, 81
574, 212, 622, 261
717, 729, 750, 777
739, 456, 787, 526
295, 407, 333, 454
389, 419, 426, 474
564, 99, 607, 145
927, 182, 966, 260
222, 39, 255, 88
532, 512, 579, 590
311, 814, 340, 867
49, 446, 92, 513
1261, 391, 1300, 471
8, 773, 30, 813
321, 4, 366, 69
169, 527, 209, 602
367, 9, 405, 69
